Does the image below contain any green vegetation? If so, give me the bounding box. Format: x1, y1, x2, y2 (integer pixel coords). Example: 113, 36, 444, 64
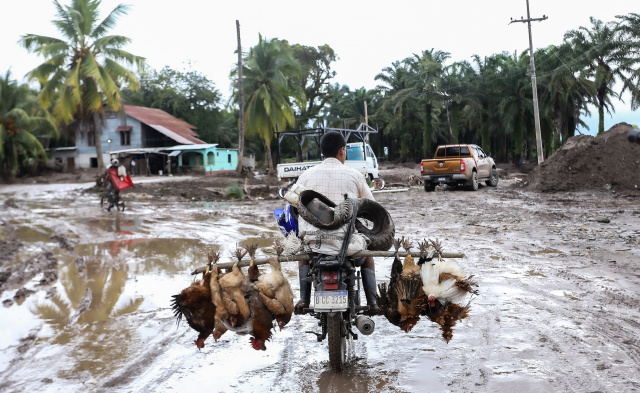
223, 183, 245, 200
238, 35, 305, 172
21, 0, 145, 173
0, 70, 58, 178
5, 2, 640, 176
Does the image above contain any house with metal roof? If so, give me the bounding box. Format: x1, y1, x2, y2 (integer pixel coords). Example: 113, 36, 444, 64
74, 105, 205, 169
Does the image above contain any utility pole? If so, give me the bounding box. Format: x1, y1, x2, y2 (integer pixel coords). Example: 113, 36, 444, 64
510, 0, 547, 164
235, 20, 245, 173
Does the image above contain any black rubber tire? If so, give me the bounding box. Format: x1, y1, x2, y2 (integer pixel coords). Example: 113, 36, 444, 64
297, 190, 350, 230
355, 198, 395, 251
467, 171, 478, 191
486, 168, 499, 187
327, 313, 345, 371
424, 182, 436, 192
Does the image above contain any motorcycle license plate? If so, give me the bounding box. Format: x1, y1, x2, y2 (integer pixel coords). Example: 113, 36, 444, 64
438, 177, 446, 182
314, 290, 348, 310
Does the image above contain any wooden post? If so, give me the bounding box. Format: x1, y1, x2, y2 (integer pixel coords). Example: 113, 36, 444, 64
191, 250, 465, 275
235, 20, 245, 173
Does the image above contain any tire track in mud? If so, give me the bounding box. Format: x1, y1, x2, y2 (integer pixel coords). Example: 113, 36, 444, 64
378, 186, 640, 392
478, 245, 640, 392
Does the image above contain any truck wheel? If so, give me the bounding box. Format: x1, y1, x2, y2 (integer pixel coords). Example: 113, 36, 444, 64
467, 171, 478, 191
486, 168, 499, 187
424, 182, 436, 192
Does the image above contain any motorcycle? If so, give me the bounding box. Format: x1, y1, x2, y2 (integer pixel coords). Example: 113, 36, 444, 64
274, 199, 375, 371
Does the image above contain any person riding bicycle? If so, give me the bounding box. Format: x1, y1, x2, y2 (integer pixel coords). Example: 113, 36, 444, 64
293, 131, 381, 316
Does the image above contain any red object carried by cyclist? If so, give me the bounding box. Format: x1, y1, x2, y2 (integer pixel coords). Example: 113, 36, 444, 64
101, 159, 133, 211
106, 166, 134, 191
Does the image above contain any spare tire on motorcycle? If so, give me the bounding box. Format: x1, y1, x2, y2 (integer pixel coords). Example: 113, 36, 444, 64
297, 190, 394, 251
297, 190, 353, 230
354, 198, 395, 251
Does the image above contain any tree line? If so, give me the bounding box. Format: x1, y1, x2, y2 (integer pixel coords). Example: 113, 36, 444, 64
1, 0, 639, 178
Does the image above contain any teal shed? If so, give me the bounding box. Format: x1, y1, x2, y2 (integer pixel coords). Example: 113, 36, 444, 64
165, 144, 238, 174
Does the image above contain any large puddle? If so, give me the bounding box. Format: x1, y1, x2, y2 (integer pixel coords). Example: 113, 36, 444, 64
0, 186, 286, 391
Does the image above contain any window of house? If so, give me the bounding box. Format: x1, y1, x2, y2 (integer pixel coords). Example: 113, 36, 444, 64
88, 131, 96, 147
120, 130, 131, 146
228, 154, 231, 164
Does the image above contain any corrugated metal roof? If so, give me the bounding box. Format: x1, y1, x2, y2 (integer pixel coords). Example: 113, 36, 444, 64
165, 144, 218, 151
148, 124, 194, 145
108, 147, 167, 155
115, 125, 132, 132
123, 105, 205, 144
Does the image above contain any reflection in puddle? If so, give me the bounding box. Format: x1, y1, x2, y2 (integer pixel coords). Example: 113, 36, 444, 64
28, 255, 144, 380
74, 238, 210, 274
76, 215, 144, 234
15, 226, 53, 243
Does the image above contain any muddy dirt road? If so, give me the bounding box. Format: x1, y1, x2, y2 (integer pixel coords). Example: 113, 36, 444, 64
1, 174, 639, 393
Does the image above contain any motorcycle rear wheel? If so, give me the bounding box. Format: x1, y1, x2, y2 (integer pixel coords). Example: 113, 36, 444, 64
327, 313, 346, 371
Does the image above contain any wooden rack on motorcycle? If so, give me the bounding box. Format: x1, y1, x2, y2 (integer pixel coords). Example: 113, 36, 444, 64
191, 250, 465, 274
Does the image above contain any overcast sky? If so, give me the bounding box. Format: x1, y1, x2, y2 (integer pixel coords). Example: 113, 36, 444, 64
1, 0, 638, 134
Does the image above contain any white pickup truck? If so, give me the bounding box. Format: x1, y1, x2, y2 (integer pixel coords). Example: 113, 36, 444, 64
276, 142, 380, 182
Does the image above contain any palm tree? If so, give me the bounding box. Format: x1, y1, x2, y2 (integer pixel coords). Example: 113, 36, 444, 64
403, 49, 451, 157
616, 13, 640, 110
21, 0, 145, 173
492, 51, 535, 164
375, 61, 423, 161
564, 17, 633, 134
241, 35, 304, 173
0, 70, 58, 178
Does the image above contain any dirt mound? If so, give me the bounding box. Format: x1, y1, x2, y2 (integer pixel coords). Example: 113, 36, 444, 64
526, 123, 640, 192
379, 163, 420, 186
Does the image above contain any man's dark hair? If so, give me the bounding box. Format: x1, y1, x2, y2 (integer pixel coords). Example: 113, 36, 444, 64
320, 132, 347, 158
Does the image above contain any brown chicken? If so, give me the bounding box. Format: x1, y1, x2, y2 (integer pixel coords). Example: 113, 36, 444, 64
243, 242, 261, 283
254, 257, 294, 330
220, 286, 275, 351
208, 265, 228, 340
376, 238, 404, 327
378, 237, 426, 332
171, 270, 217, 349
400, 238, 420, 279
247, 289, 275, 350
218, 263, 251, 327
424, 301, 471, 343
389, 237, 403, 287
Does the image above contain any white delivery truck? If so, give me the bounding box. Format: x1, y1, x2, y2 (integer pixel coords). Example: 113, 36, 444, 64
275, 124, 381, 183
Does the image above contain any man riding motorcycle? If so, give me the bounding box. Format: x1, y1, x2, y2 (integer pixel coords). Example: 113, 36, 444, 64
292, 131, 381, 316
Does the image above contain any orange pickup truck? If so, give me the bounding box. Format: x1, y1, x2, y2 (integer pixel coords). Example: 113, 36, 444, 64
419, 144, 498, 191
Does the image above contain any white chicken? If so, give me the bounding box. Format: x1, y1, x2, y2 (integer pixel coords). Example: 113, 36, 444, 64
420, 257, 477, 308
